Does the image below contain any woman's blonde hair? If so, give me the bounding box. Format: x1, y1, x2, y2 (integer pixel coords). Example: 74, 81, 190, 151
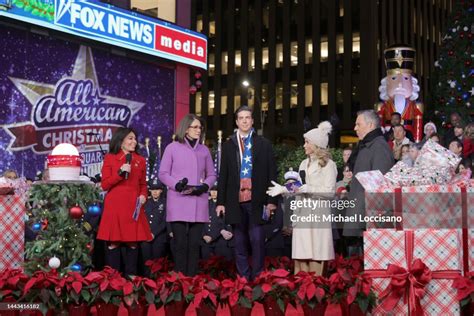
464, 123, 474, 141
308, 144, 332, 167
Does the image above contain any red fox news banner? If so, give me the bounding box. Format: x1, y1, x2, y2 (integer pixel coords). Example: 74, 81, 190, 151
0, 0, 207, 69
0, 25, 175, 179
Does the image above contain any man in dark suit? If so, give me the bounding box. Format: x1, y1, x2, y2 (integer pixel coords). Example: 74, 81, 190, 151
216, 105, 278, 280
141, 179, 169, 266
201, 187, 234, 260
263, 201, 284, 257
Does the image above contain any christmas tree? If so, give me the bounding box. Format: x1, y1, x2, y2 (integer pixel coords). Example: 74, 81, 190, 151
430, 0, 474, 124
24, 182, 101, 275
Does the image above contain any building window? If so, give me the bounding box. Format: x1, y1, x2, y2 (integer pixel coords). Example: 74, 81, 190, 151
196, 16, 203, 32
262, 48, 269, 69
209, 54, 215, 76
261, 84, 269, 111
209, 20, 216, 37
131, 0, 176, 22
276, 44, 283, 68
276, 83, 283, 110
321, 41, 328, 61
305, 40, 312, 64
209, 91, 215, 115
352, 33, 360, 54
291, 42, 298, 66
196, 92, 202, 115
249, 48, 255, 71
222, 52, 228, 75
305, 85, 312, 107
337, 35, 344, 54
321, 83, 328, 106
221, 92, 227, 115
235, 50, 242, 72
234, 95, 241, 112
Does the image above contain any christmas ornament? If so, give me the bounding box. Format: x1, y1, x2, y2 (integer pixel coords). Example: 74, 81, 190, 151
457, 96, 462, 103
48, 256, 60, 269
69, 206, 83, 219
463, 26, 469, 31
32, 222, 41, 231
71, 263, 82, 272
448, 50, 454, 56
194, 71, 202, 79
466, 60, 472, 66
470, 87, 474, 96
195, 80, 202, 88
88, 204, 101, 216
41, 219, 48, 230
189, 85, 197, 94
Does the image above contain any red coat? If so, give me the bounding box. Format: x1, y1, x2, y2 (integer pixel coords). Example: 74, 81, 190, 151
97, 152, 152, 242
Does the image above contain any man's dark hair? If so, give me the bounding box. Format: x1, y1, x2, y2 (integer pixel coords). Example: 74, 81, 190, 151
109, 127, 139, 154
392, 124, 405, 131
450, 139, 463, 149
235, 105, 253, 120
391, 112, 402, 118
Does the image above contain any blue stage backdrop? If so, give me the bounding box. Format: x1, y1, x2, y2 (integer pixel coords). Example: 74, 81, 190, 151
0, 25, 175, 179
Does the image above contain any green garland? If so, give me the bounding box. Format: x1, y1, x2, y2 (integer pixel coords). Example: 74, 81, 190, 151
12, 0, 54, 21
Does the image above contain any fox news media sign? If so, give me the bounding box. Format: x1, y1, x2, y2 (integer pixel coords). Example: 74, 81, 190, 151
0, 0, 207, 69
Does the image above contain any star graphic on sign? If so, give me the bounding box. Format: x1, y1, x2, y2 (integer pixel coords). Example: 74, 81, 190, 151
92, 91, 103, 106
242, 168, 249, 175
7, 46, 144, 126
246, 143, 252, 150
243, 155, 251, 163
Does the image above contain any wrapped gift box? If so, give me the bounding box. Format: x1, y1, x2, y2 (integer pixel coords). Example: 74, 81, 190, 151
356, 170, 474, 230
364, 229, 462, 315
0, 195, 25, 270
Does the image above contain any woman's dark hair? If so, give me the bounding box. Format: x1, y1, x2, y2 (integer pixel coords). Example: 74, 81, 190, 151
342, 163, 352, 172
175, 114, 205, 143
109, 127, 138, 154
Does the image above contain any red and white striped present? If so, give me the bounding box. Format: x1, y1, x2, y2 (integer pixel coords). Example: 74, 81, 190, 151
356, 171, 474, 230
0, 195, 25, 270
364, 229, 462, 315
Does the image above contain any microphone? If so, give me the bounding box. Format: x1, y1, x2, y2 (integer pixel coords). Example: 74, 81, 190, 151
86, 131, 100, 136
124, 153, 132, 180
299, 170, 306, 184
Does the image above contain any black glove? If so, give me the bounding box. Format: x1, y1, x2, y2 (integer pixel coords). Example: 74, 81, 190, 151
191, 183, 209, 196
175, 178, 188, 192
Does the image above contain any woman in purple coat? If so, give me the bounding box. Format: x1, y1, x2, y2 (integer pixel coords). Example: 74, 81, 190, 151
159, 114, 217, 276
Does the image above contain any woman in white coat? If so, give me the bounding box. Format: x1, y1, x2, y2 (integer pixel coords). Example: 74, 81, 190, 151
267, 121, 336, 275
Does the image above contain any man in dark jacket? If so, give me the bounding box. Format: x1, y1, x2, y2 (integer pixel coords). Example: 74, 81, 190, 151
263, 201, 284, 257
141, 179, 169, 265
201, 187, 234, 260
216, 105, 278, 280
344, 110, 394, 254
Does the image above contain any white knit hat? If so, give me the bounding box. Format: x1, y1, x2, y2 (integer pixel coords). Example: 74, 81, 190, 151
284, 168, 300, 182
303, 121, 332, 148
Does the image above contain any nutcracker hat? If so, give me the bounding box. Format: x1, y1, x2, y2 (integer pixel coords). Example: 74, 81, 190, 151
148, 178, 165, 190
304, 121, 332, 149
284, 168, 300, 182
384, 44, 416, 75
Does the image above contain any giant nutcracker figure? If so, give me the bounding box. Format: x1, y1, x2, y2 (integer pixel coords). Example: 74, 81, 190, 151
376, 45, 424, 142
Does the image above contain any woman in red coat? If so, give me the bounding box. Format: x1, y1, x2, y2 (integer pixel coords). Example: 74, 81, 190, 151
97, 127, 152, 275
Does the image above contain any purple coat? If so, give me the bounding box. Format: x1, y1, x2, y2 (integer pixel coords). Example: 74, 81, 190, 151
159, 140, 217, 222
